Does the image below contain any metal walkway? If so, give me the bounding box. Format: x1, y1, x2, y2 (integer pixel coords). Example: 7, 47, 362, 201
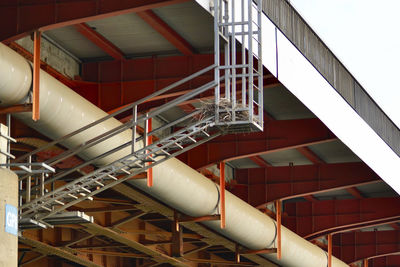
9, 0, 263, 229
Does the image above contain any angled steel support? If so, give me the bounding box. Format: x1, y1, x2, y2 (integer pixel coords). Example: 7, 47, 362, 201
137, 10, 195, 56
74, 23, 125, 60
1, 0, 189, 42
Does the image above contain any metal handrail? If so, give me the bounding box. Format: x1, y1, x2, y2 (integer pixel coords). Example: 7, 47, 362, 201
15, 64, 217, 163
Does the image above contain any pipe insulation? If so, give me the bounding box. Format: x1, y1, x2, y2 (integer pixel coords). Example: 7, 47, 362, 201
0, 43, 348, 267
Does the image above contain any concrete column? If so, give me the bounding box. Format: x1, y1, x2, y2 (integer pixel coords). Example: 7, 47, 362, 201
0, 168, 18, 267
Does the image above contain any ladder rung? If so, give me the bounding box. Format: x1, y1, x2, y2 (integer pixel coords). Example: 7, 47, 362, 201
54, 200, 65, 206
173, 142, 184, 149
80, 187, 91, 193
154, 152, 169, 157
233, 31, 259, 36
187, 136, 197, 143
201, 130, 210, 137
67, 193, 78, 199
219, 21, 248, 26
79, 193, 93, 201
120, 169, 131, 175
40, 205, 52, 211
107, 174, 118, 180
94, 181, 104, 187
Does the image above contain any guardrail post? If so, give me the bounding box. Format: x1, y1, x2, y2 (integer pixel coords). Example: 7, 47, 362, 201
146, 117, 153, 187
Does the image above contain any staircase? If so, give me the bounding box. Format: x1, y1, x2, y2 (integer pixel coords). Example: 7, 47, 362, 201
14, 0, 264, 228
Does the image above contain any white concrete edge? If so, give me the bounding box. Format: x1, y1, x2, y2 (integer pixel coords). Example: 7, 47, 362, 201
195, 0, 400, 193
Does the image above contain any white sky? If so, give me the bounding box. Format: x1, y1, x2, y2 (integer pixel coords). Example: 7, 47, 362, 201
289, 0, 400, 129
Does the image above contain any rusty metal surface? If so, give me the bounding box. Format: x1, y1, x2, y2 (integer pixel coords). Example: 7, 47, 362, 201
114, 183, 278, 267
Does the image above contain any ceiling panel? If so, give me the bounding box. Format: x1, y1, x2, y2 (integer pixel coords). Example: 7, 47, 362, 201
154, 1, 214, 53
45, 26, 108, 59
264, 84, 315, 120
260, 148, 312, 166
308, 140, 360, 164
87, 13, 177, 57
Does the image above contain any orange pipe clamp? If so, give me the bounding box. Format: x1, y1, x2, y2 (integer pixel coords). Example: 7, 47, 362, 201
328, 233, 332, 267
219, 161, 226, 229
276, 199, 282, 260
32, 31, 41, 121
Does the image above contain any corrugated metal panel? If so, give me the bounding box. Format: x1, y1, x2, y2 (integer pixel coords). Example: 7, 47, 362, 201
154, 1, 214, 53
308, 140, 361, 164
354, 82, 400, 155
87, 13, 176, 56
263, 84, 315, 120
263, 0, 400, 157
45, 26, 108, 59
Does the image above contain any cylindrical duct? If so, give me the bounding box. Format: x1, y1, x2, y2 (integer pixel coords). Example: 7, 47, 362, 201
0, 44, 32, 106
0, 43, 348, 267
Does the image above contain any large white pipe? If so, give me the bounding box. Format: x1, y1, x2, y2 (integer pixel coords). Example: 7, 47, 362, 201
0, 43, 348, 267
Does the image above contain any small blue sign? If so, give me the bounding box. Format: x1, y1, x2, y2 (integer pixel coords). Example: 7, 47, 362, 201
5, 204, 18, 236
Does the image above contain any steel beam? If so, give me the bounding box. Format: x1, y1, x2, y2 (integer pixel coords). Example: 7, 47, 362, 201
178, 118, 336, 169
0, 0, 189, 42
74, 23, 125, 60
333, 230, 400, 264
296, 146, 324, 164
361, 255, 400, 267
113, 183, 277, 266
283, 197, 400, 240
137, 10, 195, 56
84, 222, 190, 266
19, 235, 104, 267
0, 104, 32, 115
346, 187, 365, 199
249, 156, 271, 167
232, 162, 380, 207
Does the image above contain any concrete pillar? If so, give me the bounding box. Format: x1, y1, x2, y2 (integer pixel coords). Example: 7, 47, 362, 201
0, 168, 18, 266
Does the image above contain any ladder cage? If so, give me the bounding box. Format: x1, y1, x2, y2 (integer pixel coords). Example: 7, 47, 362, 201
214, 0, 263, 133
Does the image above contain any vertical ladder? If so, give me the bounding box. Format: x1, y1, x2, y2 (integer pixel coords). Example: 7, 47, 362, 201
214, 0, 263, 132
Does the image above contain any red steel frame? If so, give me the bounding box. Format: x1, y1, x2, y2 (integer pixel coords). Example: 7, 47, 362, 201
177, 118, 336, 169
0, 0, 189, 43
137, 10, 195, 56
3, 1, 400, 265
232, 162, 380, 207
334, 230, 400, 264
283, 197, 400, 240
74, 23, 125, 60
